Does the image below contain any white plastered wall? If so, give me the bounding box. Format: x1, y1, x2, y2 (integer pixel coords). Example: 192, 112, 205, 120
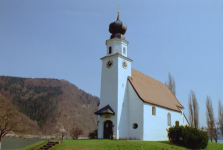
116, 56, 131, 138
127, 81, 144, 140
106, 38, 128, 57
98, 56, 119, 138
98, 43, 132, 139
143, 104, 188, 141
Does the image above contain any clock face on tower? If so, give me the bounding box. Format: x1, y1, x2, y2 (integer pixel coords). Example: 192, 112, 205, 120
106, 60, 113, 68
122, 60, 128, 69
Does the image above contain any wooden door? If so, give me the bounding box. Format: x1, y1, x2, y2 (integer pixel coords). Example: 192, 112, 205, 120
103, 120, 113, 139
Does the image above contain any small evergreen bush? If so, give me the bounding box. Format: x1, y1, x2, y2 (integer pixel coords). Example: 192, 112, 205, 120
89, 129, 98, 139
167, 125, 208, 149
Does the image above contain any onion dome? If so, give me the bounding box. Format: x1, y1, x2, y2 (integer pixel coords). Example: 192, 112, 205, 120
109, 15, 127, 39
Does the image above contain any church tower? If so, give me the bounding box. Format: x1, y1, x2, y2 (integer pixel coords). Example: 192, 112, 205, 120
95, 12, 133, 139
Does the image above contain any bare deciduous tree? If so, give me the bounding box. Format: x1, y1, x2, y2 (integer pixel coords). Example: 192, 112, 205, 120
206, 96, 215, 142
218, 100, 223, 136
70, 127, 83, 140
0, 94, 39, 149
167, 73, 176, 96
213, 127, 220, 143
188, 90, 199, 128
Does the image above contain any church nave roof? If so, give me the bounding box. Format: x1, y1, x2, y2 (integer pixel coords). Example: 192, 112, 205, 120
129, 69, 184, 112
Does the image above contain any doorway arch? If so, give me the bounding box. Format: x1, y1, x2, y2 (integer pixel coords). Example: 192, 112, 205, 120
103, 120, 113, 139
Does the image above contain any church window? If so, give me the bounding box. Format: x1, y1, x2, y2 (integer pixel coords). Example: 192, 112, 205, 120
109, 46, 112, 54
123, 47, 126, 54
152, 106, 156, 115
175, 121, 179, 126
133, 123, 138, 129
167, 113, 171, 126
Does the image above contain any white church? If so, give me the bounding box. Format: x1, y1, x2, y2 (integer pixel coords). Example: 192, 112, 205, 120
94, 13, 189, 141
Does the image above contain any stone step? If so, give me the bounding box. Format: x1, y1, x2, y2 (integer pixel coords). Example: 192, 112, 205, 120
43, 146, 52, 148
38, 141, 59, 150
47, 143, 57, 145
46, 144, 55, 146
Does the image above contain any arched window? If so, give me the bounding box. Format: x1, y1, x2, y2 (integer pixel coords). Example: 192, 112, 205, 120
123, 47, 126, 54
109, 47, 112, 54
167, 113, 171, 126
175, 121, 179, 126
152, 106, 156, 116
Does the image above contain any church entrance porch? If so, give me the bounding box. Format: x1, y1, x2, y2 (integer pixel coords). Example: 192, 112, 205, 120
103, 120, 113, 139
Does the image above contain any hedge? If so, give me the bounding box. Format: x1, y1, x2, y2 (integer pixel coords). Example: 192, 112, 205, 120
167, 125, 208, 149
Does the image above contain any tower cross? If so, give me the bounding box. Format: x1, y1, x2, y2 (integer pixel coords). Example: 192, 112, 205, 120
117, 5, 119, 15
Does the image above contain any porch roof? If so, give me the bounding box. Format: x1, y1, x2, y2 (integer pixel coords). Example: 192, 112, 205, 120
94, 105, 115, 115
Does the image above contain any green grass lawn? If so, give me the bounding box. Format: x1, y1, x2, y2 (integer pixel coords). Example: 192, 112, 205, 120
51, 140, 222, 150
20, 140, 223, 150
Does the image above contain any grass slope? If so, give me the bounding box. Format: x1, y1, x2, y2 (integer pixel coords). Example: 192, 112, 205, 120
46, 140, 223, 150
2, 141, 47, 150
21, 141, 48, 150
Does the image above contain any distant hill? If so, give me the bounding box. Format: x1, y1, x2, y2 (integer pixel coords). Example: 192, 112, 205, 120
0, 76, 99, 136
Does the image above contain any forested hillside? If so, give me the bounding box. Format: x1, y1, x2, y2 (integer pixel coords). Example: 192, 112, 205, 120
0, 76, 99, 136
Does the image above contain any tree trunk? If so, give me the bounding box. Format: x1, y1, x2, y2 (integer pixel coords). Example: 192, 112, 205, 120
0, 136, 2, 149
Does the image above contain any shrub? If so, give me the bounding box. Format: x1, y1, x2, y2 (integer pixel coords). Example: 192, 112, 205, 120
167, 125, 208, 149
89, 129, 98, 139
70, 127, 83, 140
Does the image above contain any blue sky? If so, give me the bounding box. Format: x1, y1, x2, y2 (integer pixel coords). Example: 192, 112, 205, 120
0, 0, 222, 128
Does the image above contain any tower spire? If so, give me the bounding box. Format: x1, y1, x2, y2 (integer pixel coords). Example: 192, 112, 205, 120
117, 5, 120, 20
109, 5, 127, 39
